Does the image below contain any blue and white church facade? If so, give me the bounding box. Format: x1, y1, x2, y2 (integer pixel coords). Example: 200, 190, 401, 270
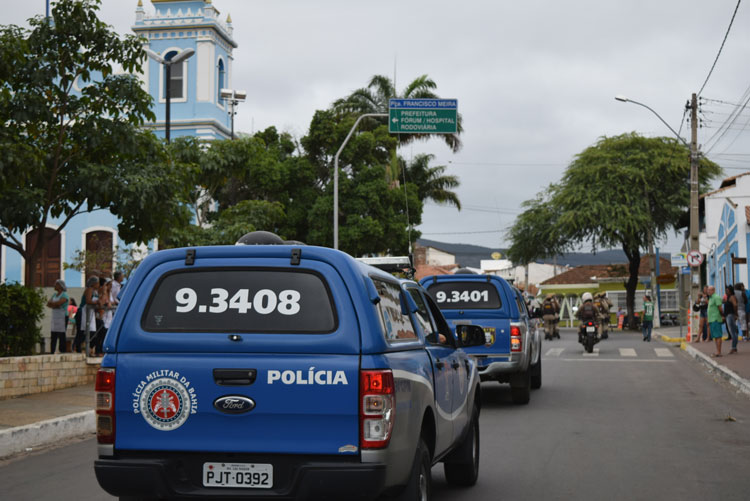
701, 173, 750, 290
135, 0, 237, 141
0, 0, 237, 287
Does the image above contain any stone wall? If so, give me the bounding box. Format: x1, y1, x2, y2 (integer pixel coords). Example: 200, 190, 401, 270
0, 354, 99, 400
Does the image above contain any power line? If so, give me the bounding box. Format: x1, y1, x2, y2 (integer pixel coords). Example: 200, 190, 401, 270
420, 230, 503, 236
698, 0, 742, 96
445, 161, 565, 167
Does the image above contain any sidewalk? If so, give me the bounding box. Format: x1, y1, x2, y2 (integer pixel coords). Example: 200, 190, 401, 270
656, 325, 750, 397
0, 383, 95, 459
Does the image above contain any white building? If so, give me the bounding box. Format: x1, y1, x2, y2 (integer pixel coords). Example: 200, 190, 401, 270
701, 173, 750, 289
480, 260, 568, 290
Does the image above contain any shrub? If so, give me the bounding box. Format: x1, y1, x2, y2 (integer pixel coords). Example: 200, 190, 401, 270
0, 283, 45, 357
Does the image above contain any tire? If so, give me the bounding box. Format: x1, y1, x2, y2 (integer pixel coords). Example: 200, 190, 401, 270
393, 438, 431, 501
444, 405, 480, 487
585, 337, 594, 353
530, 356, 542, 389
510, 370, 531, 404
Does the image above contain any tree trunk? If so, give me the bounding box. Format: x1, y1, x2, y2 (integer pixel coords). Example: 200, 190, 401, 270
622, 242, 641, 330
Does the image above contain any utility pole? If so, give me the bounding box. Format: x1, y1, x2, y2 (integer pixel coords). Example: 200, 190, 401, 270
689, 93, 700, 341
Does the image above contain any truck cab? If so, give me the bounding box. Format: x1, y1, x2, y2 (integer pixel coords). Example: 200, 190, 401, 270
94, 239, 485, 500
420, 273, 542, 404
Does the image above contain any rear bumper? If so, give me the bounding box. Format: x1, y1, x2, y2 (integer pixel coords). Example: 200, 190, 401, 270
95, 452, 386, 500
473, 353, 529, 381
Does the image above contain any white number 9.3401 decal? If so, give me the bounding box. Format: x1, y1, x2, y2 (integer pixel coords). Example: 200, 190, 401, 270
174, 287, 301, 316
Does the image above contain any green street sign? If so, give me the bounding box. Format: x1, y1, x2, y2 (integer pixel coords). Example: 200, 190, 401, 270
388, 99, 458, 134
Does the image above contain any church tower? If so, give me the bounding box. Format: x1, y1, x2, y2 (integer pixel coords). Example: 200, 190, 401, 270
133, 0, 238, 141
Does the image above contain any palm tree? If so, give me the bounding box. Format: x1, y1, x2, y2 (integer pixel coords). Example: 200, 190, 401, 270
403, 153, 461, 210
333, 74, 463, 152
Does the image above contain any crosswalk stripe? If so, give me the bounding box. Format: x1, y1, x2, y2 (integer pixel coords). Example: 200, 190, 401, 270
545, 348, 565, 357
654, 348, 673, 358
582, 348, 599, 357
619, 348, 637, 357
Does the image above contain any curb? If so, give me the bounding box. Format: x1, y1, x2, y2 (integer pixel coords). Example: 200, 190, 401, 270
680, 342, 750, 398
659, 335, 684, 343
0, 410, 94, 459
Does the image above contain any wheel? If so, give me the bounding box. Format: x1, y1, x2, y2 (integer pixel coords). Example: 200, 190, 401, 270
530, 356, 542, 389
510, 370, 531, 404
444, 405, 480, 486
392, 438, 431, 501
585, 337, 594, 353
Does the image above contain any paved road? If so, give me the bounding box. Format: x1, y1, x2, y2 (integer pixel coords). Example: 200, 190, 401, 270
2, 329, 749, 500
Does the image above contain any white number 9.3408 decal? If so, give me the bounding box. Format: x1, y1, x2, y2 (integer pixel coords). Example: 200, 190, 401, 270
174, 287, 301, 316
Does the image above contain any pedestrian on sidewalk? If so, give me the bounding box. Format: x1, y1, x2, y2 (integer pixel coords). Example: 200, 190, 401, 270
724, 285, 739, 354
735, 283, 747, 344
642, 295, 654, 342
693, 291, 708, 342
707, 285, 724, 357
46, 279, 69, 354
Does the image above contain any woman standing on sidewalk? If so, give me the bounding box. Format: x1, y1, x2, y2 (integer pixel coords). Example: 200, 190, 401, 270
735, 283, 747, 344
708, 286, 724, 357
724, 285, 739, 354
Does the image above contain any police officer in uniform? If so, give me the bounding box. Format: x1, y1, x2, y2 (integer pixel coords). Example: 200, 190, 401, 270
541, 294, 560, 340
594, 292, 612, 339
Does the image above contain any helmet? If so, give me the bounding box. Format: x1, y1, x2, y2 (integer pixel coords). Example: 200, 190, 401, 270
235, 231, 284, 246
453, 268, 477, 275
582, 292, 593, 302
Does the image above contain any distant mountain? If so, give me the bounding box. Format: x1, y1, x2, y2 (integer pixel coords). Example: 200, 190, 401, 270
416, 239, 668, 269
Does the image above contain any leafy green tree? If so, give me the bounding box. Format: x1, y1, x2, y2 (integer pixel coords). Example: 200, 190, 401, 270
302, 113, 422, 254
333, 74, 463, 152
166, 200, 287, 247
403, 153, 461, 210
0, 0, 190, 278
505, 188, 568, 265
0, 283, 44, 356
508, 133, 722, 327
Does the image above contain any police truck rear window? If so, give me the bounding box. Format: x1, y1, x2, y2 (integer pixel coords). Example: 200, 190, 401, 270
142, 269, 336, 333
427, 282, 502, 310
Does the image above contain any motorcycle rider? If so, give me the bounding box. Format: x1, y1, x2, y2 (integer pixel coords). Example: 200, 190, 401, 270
541, 294, 560, 340
576, 292, 601, 342
594, 292, 612, 339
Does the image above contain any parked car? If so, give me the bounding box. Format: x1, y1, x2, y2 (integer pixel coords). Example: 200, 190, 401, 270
420, 273, 542, 404
94, 235, 485, 500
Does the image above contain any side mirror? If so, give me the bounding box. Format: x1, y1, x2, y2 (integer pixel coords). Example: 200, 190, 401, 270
456, 325, 487, 348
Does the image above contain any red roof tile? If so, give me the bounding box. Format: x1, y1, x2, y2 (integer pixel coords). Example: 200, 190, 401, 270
541, 256, 676, 285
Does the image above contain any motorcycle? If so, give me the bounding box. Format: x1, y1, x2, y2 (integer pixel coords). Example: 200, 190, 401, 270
578, 319, 600, 353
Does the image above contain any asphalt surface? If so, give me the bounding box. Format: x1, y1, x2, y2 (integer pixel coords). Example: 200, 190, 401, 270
1, 328, 749, 500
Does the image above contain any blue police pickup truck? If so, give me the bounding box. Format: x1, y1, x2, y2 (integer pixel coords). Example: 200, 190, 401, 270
94, 238, 485, 500
420, 273, 542, 405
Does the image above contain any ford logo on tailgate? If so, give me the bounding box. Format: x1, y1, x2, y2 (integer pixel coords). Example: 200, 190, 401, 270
213, 396, 256, 414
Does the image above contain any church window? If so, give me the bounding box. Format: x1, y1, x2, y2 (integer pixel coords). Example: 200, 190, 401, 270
165, 51, 184, 99
217, 59, 225, 102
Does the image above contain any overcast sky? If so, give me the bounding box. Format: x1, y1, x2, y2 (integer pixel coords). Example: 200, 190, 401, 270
6, 0, 750, 256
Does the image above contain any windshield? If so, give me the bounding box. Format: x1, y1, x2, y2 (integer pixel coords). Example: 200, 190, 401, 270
142, 268, 337, 333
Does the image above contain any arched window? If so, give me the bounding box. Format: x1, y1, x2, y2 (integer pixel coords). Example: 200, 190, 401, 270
217, 59, 225, 103
85, 231, 114, 279
165, 50, 184, 99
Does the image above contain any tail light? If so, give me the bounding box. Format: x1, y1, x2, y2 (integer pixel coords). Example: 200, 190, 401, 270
510, 324, 523, 352
360, 369, 395, 449
96, 368, 116, 444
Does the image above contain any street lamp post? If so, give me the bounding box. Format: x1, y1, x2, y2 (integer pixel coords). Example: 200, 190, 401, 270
144, 48, 195, 143
332, 113, 387, 249
220, 89, 247, 140
615, 94, 700, 339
